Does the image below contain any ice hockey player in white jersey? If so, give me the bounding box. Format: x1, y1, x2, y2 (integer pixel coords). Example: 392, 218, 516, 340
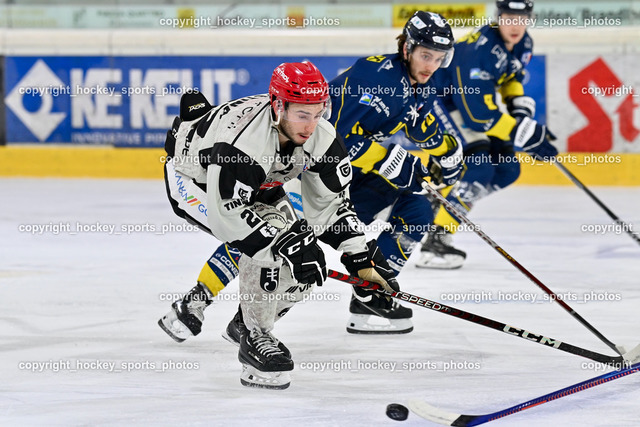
160, 61, 400, 389
159, 11, 463, 341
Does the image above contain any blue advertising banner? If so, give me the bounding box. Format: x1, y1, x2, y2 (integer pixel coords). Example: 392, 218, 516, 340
523, 55, 546, 125
4, 55, 545, 147
3, 56, 358, 146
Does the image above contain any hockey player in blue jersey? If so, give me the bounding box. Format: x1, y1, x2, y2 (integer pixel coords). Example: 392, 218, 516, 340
328, 11, 463, 333
158, 11, 464, 339
417, 0, 558, 269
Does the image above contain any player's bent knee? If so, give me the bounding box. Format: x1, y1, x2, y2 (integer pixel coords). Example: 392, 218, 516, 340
494, 157, 521, 188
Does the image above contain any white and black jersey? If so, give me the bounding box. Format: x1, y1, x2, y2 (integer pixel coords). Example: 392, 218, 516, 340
169, 94, 367, 263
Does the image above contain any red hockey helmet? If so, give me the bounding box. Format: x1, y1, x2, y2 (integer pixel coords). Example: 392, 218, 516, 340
269, 61, 329, 108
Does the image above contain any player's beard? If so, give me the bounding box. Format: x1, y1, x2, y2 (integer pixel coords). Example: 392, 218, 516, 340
278, 120, 304, 145
405, 55, 424, 86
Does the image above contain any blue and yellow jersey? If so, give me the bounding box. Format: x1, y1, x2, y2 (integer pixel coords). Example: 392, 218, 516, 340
328, 53, 448, 175
433, 24, 534, 141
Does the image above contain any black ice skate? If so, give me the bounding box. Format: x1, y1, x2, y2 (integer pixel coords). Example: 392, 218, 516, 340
158, 282, 213, 342
222, 306, 291, 358
238, 329, 294, 390
416, 225, 466, 269
347, 296, 413, 334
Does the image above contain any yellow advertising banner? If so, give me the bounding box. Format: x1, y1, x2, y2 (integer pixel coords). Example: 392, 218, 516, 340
392, 4, 487, 28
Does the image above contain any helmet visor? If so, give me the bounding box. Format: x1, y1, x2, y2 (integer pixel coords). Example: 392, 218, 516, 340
413, 44, 455, 69
282, 103, 327, 124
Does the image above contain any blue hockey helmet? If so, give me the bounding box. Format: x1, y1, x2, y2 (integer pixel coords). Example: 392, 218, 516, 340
403, 11, 455, 68
496, 0, 534, 15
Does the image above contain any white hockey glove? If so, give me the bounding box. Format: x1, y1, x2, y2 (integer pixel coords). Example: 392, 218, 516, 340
511, 117, 558, 160
506, 95, 536, 120
341, 240, 400, 310
373, 144, 430, 193
427, 133, 464, 187
273, 219, 327, 286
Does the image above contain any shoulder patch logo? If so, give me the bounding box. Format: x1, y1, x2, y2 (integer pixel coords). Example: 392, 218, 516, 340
337, 157, 352, 187
359, 93, 373, 105
469, 68, 492, 80
378, 59, 394, 71
188, 102, 206, 112
233, 181, 253, 201
366, 55, 386, 63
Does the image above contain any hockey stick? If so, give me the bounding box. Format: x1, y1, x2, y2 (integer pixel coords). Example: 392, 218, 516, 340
421, 181, 627, 357
406, 361, 640, 426
327, 270, 640, 367
552, 160, 640, 246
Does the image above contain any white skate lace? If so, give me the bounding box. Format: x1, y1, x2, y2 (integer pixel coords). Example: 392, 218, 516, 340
437, 231, 454, 246
184, 284, 212, 321
253, 333, 284, 357
186, 299, 207, 322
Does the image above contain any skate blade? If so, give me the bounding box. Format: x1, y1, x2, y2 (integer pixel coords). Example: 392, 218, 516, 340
240, 364, 291, 390
347, 314, 413, 335
415, 253, 464, 270
157, 316, 191, 343
221, 329, 240, 347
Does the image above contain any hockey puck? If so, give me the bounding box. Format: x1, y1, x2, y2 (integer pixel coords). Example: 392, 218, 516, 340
386, 403, 409, 421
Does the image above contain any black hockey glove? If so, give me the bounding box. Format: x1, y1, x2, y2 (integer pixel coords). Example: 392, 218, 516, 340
427, 133, 464, 187
373, 144, 430, 193
341, 240, 400, 310
511, 117, 558, 160
273, 219, 327, 286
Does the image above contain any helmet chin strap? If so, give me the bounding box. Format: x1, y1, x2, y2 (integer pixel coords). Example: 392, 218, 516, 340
271, 97, 285, 126
273, 110, 282, 126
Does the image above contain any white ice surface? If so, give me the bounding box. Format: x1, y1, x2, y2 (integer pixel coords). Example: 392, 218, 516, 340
1, 178, 639, 426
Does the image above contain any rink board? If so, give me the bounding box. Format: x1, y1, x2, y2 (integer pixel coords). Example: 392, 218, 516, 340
1, 145, 639, 186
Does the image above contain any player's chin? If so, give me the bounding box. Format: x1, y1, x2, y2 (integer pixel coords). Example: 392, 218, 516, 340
293, 135, 310, 145
418, 73, 432, 84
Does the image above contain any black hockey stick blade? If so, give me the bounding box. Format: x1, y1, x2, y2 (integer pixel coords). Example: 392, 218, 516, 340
406, 361, 640, 426
327, 270, 637, 367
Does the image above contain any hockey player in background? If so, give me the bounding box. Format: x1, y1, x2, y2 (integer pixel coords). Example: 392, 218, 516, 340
327, 10, 464, 333
159, 61, 400, 389
417, 0, 558, 269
